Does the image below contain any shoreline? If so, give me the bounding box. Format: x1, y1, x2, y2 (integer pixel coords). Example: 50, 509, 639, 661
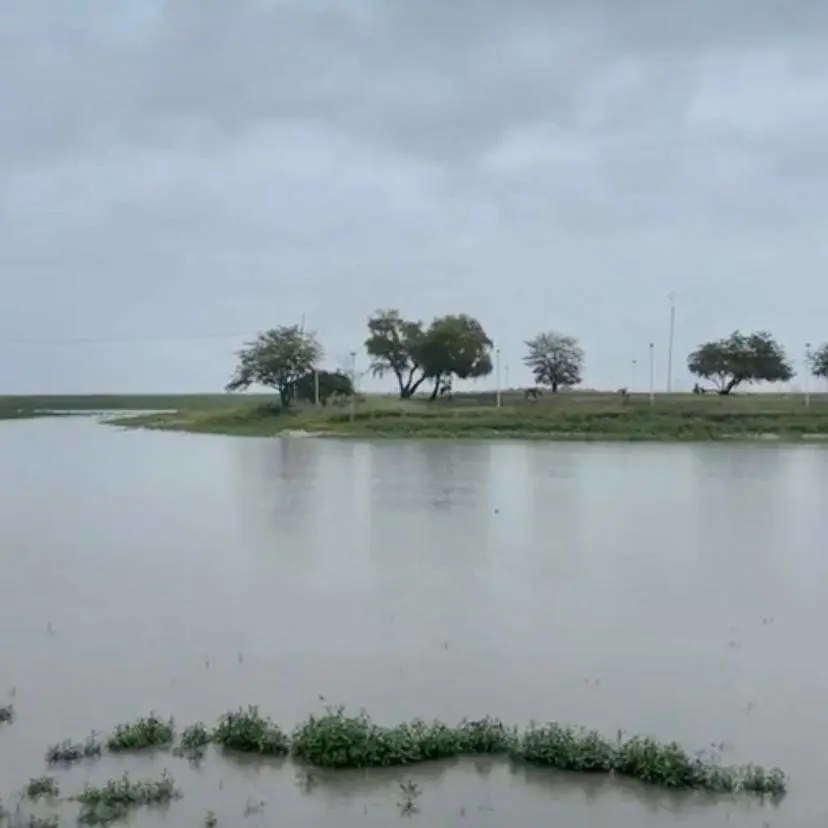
5, 393, 828, 443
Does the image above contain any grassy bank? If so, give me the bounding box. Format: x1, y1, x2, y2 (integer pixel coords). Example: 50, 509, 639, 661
113, 394, 828, 441
5, 392, 828, 441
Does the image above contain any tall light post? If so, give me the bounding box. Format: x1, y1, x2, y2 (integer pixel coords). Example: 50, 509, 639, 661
496, 348, 502, 409
805, 342, 812, 409
667, 292, 676, 393
631, 359, 638, 392
648, 342, 655, 405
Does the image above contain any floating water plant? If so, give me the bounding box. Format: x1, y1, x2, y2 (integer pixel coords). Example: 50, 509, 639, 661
74, 771, 180, 825
212, 706, 289, 756
24, 776, 59, 800
8, 816, 59, 828
106, 714, 175, 752
0, 703, 14, 724
397, 780, 421, 815
45, 734, 102, 765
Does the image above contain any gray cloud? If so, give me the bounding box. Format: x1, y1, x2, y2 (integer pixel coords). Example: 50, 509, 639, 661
1, 0, 827, 392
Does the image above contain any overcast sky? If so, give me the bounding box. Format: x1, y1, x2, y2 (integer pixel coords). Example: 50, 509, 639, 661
2, 0, 827, 393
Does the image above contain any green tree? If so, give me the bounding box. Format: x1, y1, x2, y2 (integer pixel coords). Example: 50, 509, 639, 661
419, 314, 494, 399
810, 343, 828, 379
226, 326, 322, 407
687, 330, 793, 394
523, 331, 584, 392
364, 309, 493, 399
364, 309, 428, 399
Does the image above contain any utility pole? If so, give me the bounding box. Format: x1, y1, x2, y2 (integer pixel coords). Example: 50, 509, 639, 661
648, 342, 655, 405
667, 292, 676, 393
496, 348, 502, 408
349, 351, 357, 422
631, 359, 638, 392
805, 342, 812, 409
314, 368, 320, 406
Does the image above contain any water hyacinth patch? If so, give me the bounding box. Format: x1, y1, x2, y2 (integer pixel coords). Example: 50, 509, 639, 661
213, 706, 290, 755
106, 714, 175, 752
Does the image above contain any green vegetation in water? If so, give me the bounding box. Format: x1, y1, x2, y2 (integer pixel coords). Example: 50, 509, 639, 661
213, 706, 290, 756
288, 708, 786, 796
45, 733, 103, 764
0, 703, 14, 724
6, 816, 60, 828
173, 722, 212, 759
24, 777, 59, 800
106, 713, 175, 752
204, 810, 218, 828
74, 771, 180, 825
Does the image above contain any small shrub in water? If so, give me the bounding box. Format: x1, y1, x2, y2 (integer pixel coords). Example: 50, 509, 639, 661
0, 704, 13, 724
75, 771, 180, 825
213, 706, 289, 755
106, 713, 175, 751
45, 733, 102, 765
24, 776, 59, 800
205, 810, 218, 828
173, 722, 212, 759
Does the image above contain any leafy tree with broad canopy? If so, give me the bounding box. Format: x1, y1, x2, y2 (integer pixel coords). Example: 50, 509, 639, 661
293, 370, 353, 404
687, 330, 793, 394
524, 331, 584, 392
810, 343, 828, 379
365, 309, 493, 399
226, 325, 323, 407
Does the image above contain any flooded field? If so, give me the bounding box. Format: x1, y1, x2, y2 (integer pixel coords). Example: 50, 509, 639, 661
1, 417, 827, 827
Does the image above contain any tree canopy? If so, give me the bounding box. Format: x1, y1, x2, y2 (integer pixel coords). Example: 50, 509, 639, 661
810, 343, 828, 379
293, 370, 353, 404
687, 330, 793, 394
364, 309, 493, 399
523, 331, 584, 392
226, 325, 322, 406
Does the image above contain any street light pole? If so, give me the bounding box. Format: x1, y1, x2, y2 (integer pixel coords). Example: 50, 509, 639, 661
349, 351, 357, 422
631, 359, 638, 393
496, 348, 502, 409
667, 292, 676, 393
805, 342, 812, 409
648, 342, 655, 405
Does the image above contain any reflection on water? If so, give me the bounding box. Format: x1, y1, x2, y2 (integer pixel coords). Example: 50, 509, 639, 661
0, 418, 827, 826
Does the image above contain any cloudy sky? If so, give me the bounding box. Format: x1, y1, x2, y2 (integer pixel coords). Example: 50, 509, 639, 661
2, 0, 827, 393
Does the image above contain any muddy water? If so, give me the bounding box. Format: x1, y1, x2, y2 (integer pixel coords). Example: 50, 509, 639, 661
1, 417, 827, 827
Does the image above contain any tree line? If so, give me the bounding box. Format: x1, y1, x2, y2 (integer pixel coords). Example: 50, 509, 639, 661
226, 308, 828, 407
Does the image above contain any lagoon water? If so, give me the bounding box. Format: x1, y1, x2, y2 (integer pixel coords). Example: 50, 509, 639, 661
1, 416, 828, 826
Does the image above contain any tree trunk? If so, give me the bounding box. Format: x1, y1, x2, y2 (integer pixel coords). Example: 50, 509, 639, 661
551, 380, 559, 392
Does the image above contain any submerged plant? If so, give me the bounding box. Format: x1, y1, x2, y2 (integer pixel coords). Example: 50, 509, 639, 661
213, 706, 289, 756
106, 714, 175, 752
173, 722, 211, 759
24, 777, 59, 800
45, 733, 103, 765
75, 771, 180, 825
397, 780, 421, 816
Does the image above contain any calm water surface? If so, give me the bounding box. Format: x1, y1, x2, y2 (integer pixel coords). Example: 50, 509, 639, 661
1, 417, 827, 827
